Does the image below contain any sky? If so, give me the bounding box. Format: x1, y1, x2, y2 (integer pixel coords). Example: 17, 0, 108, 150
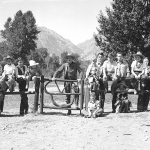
0, 0, 112, 44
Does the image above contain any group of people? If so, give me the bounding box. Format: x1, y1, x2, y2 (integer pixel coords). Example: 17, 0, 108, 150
0, 51, 150, 117
0, 55, 41, 116
85, 51, 150, 116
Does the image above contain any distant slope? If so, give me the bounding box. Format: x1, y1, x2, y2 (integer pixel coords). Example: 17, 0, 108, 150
36, 26, 83, 56
77, 37, 103, 60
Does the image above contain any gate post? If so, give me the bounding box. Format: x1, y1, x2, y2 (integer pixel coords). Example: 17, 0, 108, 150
80, 79, 84, 112
40, 75, 44, 114
33, 77, 40, 113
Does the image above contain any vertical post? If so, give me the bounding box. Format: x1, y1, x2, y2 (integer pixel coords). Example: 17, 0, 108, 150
33, 77, 40, 113
40, 75, 44, 114
80, 79, 84, 112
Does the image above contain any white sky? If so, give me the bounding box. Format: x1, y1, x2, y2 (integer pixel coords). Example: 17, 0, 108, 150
0, 0, 112, 44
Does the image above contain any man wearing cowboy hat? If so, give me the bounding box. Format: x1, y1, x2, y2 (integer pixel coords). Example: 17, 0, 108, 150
2, 55, 16, 92
52, 53, 83, 115
130, 51, 145, 95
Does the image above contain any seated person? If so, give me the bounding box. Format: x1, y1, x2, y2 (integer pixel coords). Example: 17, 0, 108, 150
15, 57, 29, 116
103, 53, 117, 92
2, 56, 16, 92
26, 60, 41, 89
130, 52, 145, 94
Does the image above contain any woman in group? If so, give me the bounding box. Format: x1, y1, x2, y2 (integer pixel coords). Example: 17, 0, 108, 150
85, 52, 105, 114
15, 57, 29, 116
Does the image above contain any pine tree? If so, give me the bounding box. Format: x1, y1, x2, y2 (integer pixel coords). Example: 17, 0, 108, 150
0, 10, 40, 62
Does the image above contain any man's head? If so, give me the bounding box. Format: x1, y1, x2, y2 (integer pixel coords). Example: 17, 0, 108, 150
133, 51, 144, 62
4, 56, 13, 65
117, 52, 123, 62
97, 52, 104, 63
66, 54, 74, 65
16, 57, 24, 67
107, 53, 113, 61
143, 57, 149, 66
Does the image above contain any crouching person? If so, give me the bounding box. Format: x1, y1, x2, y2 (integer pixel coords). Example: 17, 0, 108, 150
2, 56, 16, 92
115, 93, 132, 113
87, 92, 103, 118
15, 57, 29, 116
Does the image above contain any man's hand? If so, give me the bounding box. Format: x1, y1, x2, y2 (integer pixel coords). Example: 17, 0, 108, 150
51, 77, 56, 81
77, 79, 81, 83
135, 75, 139, 79
103, 75, 107, 80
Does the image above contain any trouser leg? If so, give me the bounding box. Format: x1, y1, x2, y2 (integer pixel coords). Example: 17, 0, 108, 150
64, 81, 72, 115
19, 80, 29, 115
111, 79, 119, 111
98, 78, 105, 109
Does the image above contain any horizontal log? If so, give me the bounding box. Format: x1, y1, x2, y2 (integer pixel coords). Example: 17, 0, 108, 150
43, 105, 80, 110
4, 91, 35, 95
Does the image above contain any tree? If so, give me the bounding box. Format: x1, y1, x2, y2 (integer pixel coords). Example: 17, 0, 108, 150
94, 0, 150, 58
0, 10, 40, 62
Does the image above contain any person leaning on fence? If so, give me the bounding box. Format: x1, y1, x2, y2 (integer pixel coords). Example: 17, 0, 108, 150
52, 53, 83, 115
85, 52, 106, 112
15, 57, 29, 116
111, 52, 130, 113
130, 52, 145, 95
1, 56, 16, 92
26, 60, 42, 90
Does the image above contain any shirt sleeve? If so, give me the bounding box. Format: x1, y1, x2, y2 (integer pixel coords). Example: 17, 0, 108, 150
53, 64, 65, 78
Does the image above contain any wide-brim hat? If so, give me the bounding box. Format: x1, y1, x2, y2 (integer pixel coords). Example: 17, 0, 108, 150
29, 60, 39, 66
133, 51, 144, 58
4, 55, 13, 61
66, 53, 74, 58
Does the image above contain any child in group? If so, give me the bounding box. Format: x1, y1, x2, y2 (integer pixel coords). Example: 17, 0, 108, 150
26, 60, 42, 89
130, 52, 145, 94
2, 56, 16, 92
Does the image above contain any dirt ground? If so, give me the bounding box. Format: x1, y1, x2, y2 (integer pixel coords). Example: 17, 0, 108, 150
0, 92, 150, 150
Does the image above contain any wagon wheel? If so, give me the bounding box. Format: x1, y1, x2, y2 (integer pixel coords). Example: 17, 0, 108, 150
44, 81, 79, 108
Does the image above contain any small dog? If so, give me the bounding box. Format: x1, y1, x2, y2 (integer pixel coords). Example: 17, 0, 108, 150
87, 92, 103, 118
115, 93, 132, 113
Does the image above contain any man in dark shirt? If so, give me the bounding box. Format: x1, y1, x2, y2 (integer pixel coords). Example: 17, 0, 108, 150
52, 54, 82, 115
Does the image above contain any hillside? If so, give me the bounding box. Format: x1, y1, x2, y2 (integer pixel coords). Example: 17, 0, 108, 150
77, 37, 103, 60
36, 27, 83, 56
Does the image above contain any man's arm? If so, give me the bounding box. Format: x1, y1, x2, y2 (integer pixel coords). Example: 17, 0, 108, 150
53, 64, 65, 78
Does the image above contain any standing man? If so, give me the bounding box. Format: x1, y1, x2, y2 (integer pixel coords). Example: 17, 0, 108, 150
52, 54, 83, 115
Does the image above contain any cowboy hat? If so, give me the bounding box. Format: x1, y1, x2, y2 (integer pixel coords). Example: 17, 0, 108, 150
29, 60, 39, 66
16, 57, 24, 63
133, 51, 144, 58
4, 55, 13, 61
66, 53, 74, 58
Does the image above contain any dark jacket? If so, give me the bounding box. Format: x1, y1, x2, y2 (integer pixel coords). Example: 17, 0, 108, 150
53, 62, 82, 80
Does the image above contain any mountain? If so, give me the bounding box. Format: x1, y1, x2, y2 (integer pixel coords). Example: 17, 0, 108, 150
77, 37, 103, 60
36, 26, 83, 56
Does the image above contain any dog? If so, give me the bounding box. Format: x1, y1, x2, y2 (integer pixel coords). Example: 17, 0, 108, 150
115, 93, 132, 113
